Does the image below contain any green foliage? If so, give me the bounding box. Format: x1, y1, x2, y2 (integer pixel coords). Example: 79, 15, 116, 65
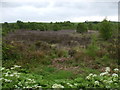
2, 20, 119, 89
86, 35, 99, 57
53, 24, 60, 31
2, 43, 22, 60
2, 20, 118, 35
17, 20, 25, 29
99, 19, 113, 40
45, 70, 73, 80
1, 65, 119, 89
88, 23, 93, 30
76, 23, 87, 33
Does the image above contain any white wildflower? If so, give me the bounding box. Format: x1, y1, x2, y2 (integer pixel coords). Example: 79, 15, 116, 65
14, 65, 21, 68
25, 86, 31, 88
100, 72, 108, 76
67, 83, 73, 87
113, 78, 118, 81
36, 85, 42, 88
114, 83, 118, 85
14, 85, 19, 88
18, 82, 22, 86
103, 80, 107, 83
74, 83, 78, 86
112, 73, 118, 77
89, 73, 93, 76
86, 76, 91, 80
10, 67, 15, 70
0, 78, 3, 81
4, 79, 12, 82
4, 73, 9, 77
114, 68, 119, 72
108, 80, 113, 84
0, 67, 5, 71
94, 81, 99, 86
106, 85, 110, 88
6, 69, 10, 71
52, 84, 64, 88
9, 74, 14, 77
13, 72, 20, 75
105, 67, 110, 72
93, 74, 97, 77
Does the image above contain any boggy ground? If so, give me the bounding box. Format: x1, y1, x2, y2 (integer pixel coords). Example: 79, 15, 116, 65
3, 29, 118, 80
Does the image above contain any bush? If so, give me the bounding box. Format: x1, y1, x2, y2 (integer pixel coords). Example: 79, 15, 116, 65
2, 43, 22, 60
99, 19, 113, 40
53, 24, 60, 31
86, 35, 99, 58
76, 23, 87, 33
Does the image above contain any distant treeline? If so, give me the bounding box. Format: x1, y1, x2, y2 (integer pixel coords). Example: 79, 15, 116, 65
2, 20, 118, 35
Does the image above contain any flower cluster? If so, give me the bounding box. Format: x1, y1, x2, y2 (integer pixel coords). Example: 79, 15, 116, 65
86, 73, 97, 80
85, 67, 119, 88
52, 84, 64, 88
1, 65, 42, 89
1, 65, 119, 89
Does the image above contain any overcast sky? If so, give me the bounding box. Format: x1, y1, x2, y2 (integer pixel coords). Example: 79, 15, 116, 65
0, 0, 119, 22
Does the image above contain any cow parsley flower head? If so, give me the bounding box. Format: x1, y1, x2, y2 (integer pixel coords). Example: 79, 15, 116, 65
114, 68, 119, 72
106, 85, 110, 88
86, 76, 91, 80
112, 73, 118, 77
14, 65, 21, 68
94, 81, 99, 86
0, 67, 5, 71
100, 72, 108, 76
105, 67, 110, 72
4, 79, 12, 82
67, 83, 73, 87
52, 84, 64, 88
89, 73, 93, 76
103, 80, 107, 83
93, 74, 97, 77
108, 80, 113, 84
74, 83, 78, 86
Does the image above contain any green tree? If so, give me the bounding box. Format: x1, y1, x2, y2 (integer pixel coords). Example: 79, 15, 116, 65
53, 24, 60, 31
86, 35, 99, 57
99, 19, 113, 40
88, 23, 93, 30
38, 25, 45, 31
16, 20, 24, 29
76, 23, 87, 33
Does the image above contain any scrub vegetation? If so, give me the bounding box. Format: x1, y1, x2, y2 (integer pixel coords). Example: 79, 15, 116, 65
1, 19, 119, 89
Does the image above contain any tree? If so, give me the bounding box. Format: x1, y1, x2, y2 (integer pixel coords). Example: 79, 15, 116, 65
16, 20, 24, 29
99, 19, 113, 40
88, 23, 93, 30
76, 23, 87, 33
38, 25, 45, 31
53, 24, 60, 31
2, 22, 10, 35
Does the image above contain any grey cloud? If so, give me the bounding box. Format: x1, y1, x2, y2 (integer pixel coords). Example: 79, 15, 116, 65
1, 0, 118, 22
52, 1, 117, 16
53, 1, 89, 9
89, 2, 118, 16
2, 2, 50, 8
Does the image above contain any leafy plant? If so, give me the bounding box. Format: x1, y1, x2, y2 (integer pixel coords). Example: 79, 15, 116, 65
99, 19, 113, 40
1, 65, 119, 89
76, 23, 87, 33
86, 35, 99, 57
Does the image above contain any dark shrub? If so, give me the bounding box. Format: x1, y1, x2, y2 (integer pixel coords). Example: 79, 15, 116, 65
99, 19, 113, 40
76, 23, 87, 33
